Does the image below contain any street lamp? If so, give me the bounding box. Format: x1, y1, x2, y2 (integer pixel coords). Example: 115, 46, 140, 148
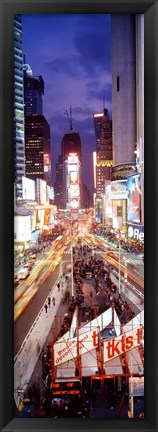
116, 231, 121, 295
116, 230, 125, 295
71, 241, 74, 298
123, 256, 129, 282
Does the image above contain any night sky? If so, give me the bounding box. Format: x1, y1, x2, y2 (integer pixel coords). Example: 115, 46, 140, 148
22, 14, 112, 194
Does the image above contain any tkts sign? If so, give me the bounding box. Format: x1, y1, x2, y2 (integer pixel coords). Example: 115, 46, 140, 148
104, 327, 142, 363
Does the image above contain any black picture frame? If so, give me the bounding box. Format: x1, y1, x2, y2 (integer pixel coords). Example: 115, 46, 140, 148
0, 0, 157, 431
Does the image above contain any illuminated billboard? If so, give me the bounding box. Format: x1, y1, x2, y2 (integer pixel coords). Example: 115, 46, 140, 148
67, 153, 80, 209
70, 171, 78, 185
44, 208, 50, 226
36, 209, 45, 229
14, 215, 31, 242
71, 198, 79, 209
70, 185, 79, 198
22, 176, 35, 201
68, 154, 78, 166
105, 184, 112, 218
112, 200, 126, 230
110, 180, 127, 200
127, 174, 141, 223
31, 210, 36, 232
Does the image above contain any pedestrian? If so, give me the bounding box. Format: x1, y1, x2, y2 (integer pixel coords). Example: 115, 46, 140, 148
44, 304, 48, 313
52, 297, 55, 306
57, 282, 60, 292
48, 297, 51, 307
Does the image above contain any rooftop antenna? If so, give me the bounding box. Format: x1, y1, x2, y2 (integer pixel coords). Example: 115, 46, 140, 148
64, 105, 73, 131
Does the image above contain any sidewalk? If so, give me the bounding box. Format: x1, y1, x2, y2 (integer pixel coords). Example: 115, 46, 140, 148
14, 275, 71, 407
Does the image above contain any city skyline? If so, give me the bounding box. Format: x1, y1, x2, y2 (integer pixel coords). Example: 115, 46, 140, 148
22, 14, 112, 193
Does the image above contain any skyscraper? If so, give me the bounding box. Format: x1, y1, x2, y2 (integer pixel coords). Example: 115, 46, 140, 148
14, 14, 25, 198
25, 115, 51, 185
24, 66, 51, 186
111, 14, 136, 166
94, 108, 113, 198
61, 131, 82, 210
23, 65, 44, 116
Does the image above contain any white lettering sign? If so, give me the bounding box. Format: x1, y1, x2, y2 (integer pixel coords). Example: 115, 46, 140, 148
54, 328, 98, 366
104, 326, 142, 363
128, 226, 144, 242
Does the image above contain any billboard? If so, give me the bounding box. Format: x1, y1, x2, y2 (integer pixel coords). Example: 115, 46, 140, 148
36, 179, 47, 205
71, 199, 79, 209
127, 223, 144, 242
105, 184, 112, 218
22, 176, 35, 201
70, 185, 79, 198
36, 209, 45, 229
70, 171, 78, 185
40, 179, 47, 205
44, 208, 50, 226
31, 210, 37, 232
110, 180, 127, 200
127, 174, 141, 223
14, 215, 31, 242
49, 187, 54, 200
104, 326, 142, 363
68, 154, 79, 166
112, 200, 126, 230
54, 328, 99, 366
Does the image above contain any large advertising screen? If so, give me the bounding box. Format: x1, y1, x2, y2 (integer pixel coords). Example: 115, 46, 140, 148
36, 209, 45, 229
70, 185, 79, 198
110, 180, 127, 200
44, 208, 50, 226
40, 179, 47, 205
22, 176, 35, 201
105, 184, 112, 218
68, 154, 78, 166
14, 215, 31, 242
70, 198, 79, 209
31, 210, 37, 232
127, 174, 141, 223
112, 200, 126, 229
70, 171, 78, 185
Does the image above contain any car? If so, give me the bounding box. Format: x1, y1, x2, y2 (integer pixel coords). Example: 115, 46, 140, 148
18, 268, 29, 280
24, 263, 33, 271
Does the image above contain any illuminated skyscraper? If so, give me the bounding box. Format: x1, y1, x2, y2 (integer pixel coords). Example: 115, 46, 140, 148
25, 115, 51, 185
14, 14, 25, 198
93, 108, 113, 198
61, 131, 82, 209
24, 65, 51, 186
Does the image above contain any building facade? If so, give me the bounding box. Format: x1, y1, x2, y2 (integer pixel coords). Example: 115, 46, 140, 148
61, 131, 83, 209
25, 115, 51, 185
14, 14, 25, 198
93, 109, 113, 200
111, 14, 136, 166
23, 67, 44, 116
